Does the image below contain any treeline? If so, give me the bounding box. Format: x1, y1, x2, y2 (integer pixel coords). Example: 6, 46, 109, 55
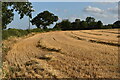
2, 2, 120, 31
30, 11, 120, 30
53, 17, 120, 30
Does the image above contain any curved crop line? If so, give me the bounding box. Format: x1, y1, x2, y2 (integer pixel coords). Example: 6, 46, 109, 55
65, 32, 120, 47
81, 31, 102, 36
98, 31, 119, 34
36, 40, 65, 54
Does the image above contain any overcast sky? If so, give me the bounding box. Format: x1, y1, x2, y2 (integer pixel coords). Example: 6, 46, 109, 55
7, 2, 118, 29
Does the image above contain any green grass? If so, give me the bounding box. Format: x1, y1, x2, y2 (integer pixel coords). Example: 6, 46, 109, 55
2, 28, 30, 40
2, 28, 61, 40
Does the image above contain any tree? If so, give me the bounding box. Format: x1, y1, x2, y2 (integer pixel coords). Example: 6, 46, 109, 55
55, 19, 71, 30
96, 21, 103, 29
54, 23, 61, 30
2, 2, 34, 29
71, 22, 77, 30
61, 19, 71, 30
88, 22, 97, 29
75, 19, 80, 23
75, 19, 81, 29
102, 25, 112, 29
70, 19, 81, 30
113, 20, 120, 28
31, 11, 58, 29
86, 17, 95, 23
80, 21, 88, 29
85, 17, 97, 29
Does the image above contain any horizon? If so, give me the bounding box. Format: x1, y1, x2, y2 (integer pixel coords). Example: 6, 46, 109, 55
7, 2, 118, 29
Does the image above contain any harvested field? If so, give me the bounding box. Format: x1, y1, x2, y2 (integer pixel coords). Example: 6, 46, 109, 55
3, 29, 120, 78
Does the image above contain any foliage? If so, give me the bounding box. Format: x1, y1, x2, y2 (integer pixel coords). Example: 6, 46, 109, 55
86, 17, 95, 23
2, 28, 61, 40
2, 2, 34, 29
96, 21, 103, 29
80, 21, 88, 29
73, 19, 81, 29
71, 22, 78, 30
53, 23, 62, 30
31, 11, 58, 29
27, 28, 44, 33
53, 16, 119, 30
102, 25, 112, 29
54, 19, 71, 30
88, 22, 97, 29
2, 28, 29, 40
75, 19, 81, 23
113, 20, 120, 28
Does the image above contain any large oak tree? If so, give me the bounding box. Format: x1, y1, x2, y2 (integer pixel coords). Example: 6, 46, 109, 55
31, 11, 58, 29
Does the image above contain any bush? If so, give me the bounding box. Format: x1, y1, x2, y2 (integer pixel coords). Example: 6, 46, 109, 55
27, 28, 44, 33
2, 28, 30, 40
2, 28, 60, 40
102, 26, 112, 29
2, 30, 10, 40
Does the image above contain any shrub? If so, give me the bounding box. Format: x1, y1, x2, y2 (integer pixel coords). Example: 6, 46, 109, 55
102, 26, 112, 29
2, 28, 29, 40
2, 28, 60, 40
27, 28, 44, 33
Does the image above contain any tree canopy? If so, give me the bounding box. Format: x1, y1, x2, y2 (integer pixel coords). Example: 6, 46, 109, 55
96, 21, 103, 29
53, 17, 109, 30
31, 11, 58, 29
113, 20, 120, 28
86, 17, 95, 23
2, 2, 34, 29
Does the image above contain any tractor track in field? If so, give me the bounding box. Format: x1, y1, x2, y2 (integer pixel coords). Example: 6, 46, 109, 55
65, 32, 119, 47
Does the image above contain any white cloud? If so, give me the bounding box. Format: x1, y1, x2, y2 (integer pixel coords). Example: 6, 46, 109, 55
55, 9, 68, 13
93, 13, 108, 18
67, 15, 81, 22
93, 13, 117, 18
98, 2, 117, 5
107, 6, 118, 14
84, 6, 104, 14
83, 5, 118, 19
69, 17, 77, 22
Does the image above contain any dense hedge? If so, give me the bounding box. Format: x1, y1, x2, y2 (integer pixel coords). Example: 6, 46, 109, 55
2, 28, 61, 40
53, 18, 120, 30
